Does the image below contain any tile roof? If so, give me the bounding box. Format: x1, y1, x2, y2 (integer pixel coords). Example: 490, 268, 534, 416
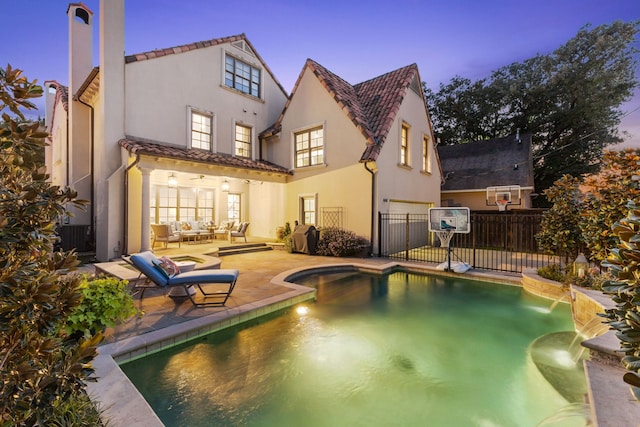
437, 134, 534, 191
119, 136, 292, 175
44, 81, 69, 112
124, 33, 288, 98
355, 63, 421, 161
264, 60, 423, 162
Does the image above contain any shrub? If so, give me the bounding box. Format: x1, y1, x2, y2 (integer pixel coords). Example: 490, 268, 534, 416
0, 65, 97, 424
316, 227, 369, 257
601, 200, 640, 385
537, 264, 566, 283
65, 275, 139, 338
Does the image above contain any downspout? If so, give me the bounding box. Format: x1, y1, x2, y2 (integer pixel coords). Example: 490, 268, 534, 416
364, 161, 377, 256
123, 153, 141, 255
75, 97, 95, 248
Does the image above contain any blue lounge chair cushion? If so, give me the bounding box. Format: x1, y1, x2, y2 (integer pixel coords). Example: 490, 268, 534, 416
168, 269, 239, 286
130, 251, 169, 287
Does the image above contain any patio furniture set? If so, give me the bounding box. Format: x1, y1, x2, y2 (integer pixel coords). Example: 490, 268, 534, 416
150, 221, 249, 248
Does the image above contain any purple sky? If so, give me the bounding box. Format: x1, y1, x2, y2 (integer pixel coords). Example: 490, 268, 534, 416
4, 0, 640, 146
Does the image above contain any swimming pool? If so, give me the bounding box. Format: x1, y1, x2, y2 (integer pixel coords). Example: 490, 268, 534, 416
121, 270, 586, 426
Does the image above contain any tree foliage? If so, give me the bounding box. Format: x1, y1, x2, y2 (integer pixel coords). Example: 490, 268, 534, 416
535, 175, 583, 263
579, 149, 640, 261
0, 65, 99, 425
424, 21, 640, 196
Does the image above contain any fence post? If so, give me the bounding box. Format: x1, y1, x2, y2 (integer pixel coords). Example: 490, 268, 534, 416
377, 212, 382, 257
405, 213, 410, 261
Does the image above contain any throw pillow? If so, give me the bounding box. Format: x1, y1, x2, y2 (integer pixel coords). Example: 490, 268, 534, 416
182, 222, 192, 231
160, 256, 181, 277
152, 256, 181, 278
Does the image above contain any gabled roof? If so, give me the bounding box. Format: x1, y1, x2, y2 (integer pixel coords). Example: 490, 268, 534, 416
437, 134, 534, 191
264, 59, 426, 162
119, 136, 291, 175
124, 33, 288, 98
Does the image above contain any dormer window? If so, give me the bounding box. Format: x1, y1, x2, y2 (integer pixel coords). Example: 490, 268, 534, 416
225, 54, 261, 98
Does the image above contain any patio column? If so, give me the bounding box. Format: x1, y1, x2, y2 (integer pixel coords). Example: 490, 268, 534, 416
139, 166, 152, 252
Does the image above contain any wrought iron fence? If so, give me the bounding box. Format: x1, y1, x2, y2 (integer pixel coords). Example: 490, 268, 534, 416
378, 211, 559, 273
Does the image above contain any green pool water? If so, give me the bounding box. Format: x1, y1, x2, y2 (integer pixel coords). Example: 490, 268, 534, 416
121, 271, 586, 426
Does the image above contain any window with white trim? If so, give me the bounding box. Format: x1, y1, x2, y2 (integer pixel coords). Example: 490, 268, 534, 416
150, 185, 215, 224
225, 54, 261, 98
295, 126, 324, 168
400, 123, 409, 166
234, 124, 251, 158
300, 195, 317, 226
191, 110, 212, 150
422, 135, 431, 173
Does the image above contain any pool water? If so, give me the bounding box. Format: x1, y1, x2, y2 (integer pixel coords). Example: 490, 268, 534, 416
121, 271, 586, 426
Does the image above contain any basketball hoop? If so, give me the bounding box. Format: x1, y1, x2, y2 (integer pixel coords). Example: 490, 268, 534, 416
496, 199, 509, 212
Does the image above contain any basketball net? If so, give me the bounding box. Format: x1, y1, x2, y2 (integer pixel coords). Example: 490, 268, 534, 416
435, 230, 454, 249
496, 199, 509, 212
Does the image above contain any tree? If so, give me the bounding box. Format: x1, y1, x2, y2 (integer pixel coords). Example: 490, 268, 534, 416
535, 175, 584, 264
0, 65, 100, 424
580, 149, 640, 262
425, 21, 640, 198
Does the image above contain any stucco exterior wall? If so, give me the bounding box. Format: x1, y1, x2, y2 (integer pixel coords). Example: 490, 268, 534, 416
375, 87, 440, 211
284, 164, 372, 239
268, 69, 367, 172
124, 44, 287, 155
46, 102, 68, 188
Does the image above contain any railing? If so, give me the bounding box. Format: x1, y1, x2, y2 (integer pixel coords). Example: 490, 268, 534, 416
378, 211, 559, 273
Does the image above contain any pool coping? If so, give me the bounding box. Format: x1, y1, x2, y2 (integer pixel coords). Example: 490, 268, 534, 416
88, 262, 522, 427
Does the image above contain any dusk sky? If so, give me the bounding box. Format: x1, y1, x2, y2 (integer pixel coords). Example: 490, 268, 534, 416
3, 0, 640, 147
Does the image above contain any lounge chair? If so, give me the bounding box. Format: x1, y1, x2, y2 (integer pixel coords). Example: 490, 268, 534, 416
128, 251, 239, 307
150, 224, 181, 248
230, 222, 249, 243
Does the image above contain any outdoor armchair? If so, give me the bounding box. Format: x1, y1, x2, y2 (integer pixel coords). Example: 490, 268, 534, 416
230, 222, 249, 243
150, 224, 181, 248
128, 251, 239, 307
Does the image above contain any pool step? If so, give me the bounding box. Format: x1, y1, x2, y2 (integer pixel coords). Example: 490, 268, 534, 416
217, 243, 273, 257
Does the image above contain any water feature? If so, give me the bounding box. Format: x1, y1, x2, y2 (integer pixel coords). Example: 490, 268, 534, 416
121, 270, 586, 426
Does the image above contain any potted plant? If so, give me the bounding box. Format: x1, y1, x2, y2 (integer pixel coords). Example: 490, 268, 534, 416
64, 274, 140, 339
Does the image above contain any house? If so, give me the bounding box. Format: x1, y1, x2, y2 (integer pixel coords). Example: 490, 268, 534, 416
437, 133, 535, 211
45, 0, 442, 261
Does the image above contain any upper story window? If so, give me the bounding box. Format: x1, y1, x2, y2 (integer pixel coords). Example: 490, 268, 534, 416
422, 135, 431, 173
234, 124, 252, 158
400, 123, 410, 166
191, 110, 212, 150
295, 126, 324, 168
225, 54, 261, 98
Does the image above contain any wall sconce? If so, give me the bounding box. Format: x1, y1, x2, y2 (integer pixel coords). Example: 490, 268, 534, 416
221, 179, 230, 192
168, 173, 178, 187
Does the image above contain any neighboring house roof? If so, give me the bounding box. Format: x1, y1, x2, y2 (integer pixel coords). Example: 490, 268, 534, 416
124, 33, 288, 98
264, 59, 428, 163
438, 133, 534, 191
119, 136, 292, 175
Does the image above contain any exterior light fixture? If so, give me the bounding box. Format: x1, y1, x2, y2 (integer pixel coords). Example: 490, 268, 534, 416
573, 253, 589, 278
221, 179, 230, 192
168, 173, 178, 187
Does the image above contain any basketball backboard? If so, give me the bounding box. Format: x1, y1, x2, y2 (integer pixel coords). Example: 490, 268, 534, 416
428, 207, 470, 233
486, 185, 521, 210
